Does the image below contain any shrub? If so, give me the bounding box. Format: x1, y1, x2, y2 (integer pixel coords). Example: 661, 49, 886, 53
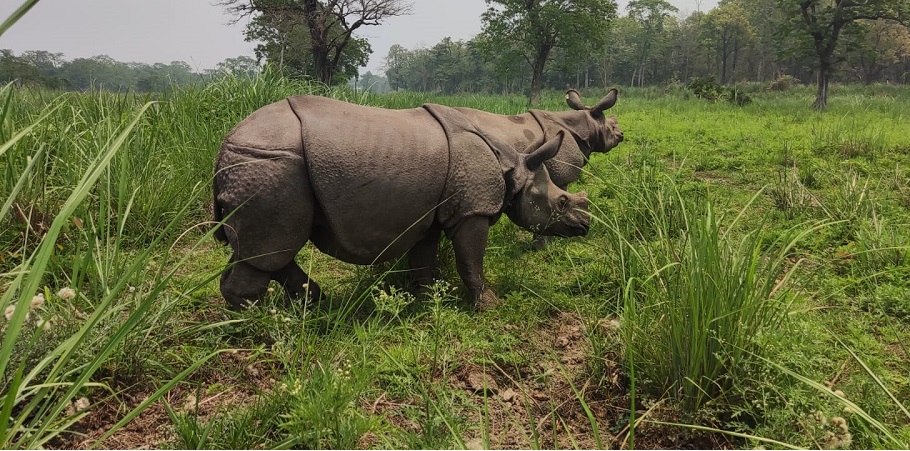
767, 74, 799, 92
687, 76, 723, 101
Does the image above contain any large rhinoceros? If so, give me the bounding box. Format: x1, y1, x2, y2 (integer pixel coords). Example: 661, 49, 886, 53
213, 95, 590, 311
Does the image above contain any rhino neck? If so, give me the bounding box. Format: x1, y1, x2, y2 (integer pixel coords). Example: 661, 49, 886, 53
529, 109, 597, 158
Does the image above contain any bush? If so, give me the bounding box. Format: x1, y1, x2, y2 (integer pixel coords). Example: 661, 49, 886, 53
687, 76, 722, 100
767, 74, 800, 92
687, 77, 752, 106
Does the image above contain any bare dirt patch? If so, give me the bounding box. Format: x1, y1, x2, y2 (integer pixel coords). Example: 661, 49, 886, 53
51, 350, 277, 449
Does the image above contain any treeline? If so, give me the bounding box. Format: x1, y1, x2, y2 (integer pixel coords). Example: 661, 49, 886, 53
382, 2, 910, 94
0, 50, 260, 91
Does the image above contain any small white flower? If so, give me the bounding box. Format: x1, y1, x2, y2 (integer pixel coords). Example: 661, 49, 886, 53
30, 293, 45, 309
128, 286, 136, 293
4, 305, 15, 321
267, 287, 275, 294
57, 287, 76, 301
834, 389, 845, 398
73, 397, 90, 412
36, 317, 52, 331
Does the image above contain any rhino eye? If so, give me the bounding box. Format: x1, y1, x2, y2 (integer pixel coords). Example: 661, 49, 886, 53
558, 195, 569, 211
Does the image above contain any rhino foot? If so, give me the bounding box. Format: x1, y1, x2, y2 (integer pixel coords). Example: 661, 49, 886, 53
475, 289, 501, 312
531, 234, 553, 250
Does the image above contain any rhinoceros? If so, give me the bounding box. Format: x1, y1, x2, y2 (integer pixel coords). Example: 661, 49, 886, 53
453, 89, 623, 247
454, 89, 623, 190
213, 95, 590, 311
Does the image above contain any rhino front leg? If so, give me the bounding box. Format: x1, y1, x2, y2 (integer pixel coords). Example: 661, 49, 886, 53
447, 216, 500, 311
272, 260, 322, 305
221, 256, 271, 310
408, 229, 442, 293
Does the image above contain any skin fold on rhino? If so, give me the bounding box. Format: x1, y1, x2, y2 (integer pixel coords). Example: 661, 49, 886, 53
213, 95, 591, 311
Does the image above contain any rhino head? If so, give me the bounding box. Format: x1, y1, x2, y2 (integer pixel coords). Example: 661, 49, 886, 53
501, 131, 590, 237
565, 88, 624, 153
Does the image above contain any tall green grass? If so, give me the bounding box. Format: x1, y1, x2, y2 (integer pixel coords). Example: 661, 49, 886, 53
590, 166, 822, 411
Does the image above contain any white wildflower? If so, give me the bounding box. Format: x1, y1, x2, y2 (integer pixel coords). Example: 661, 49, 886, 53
36, 317, 52, 331
267, 287, 275, 294
73, 397, 90, 412
4, 305, 15, 321
57, 287, 76, 301
128, 286, 136, 293
30, 293, 45, 309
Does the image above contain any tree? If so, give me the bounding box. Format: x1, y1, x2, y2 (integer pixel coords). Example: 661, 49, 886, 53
780, 0, 909, 109
701, 0, 754, 84
846, 19, 910, 83
627, 0, 677, 86
216, 56, 261, 77
478, 0, 617, 106
220, 0, 411, 85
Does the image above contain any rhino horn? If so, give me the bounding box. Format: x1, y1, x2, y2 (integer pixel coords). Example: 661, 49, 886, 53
525, 131, 565, 170
565, 89, 587, 111
591, 88, 619, 116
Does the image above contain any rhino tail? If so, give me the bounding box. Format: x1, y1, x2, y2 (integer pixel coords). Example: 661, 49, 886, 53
212, 177, 228, 244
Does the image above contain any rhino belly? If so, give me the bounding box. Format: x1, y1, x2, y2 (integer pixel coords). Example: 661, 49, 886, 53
290, 96, 449, 264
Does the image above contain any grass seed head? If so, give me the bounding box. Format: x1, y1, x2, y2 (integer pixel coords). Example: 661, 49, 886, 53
57, 287, 75, 301
30, 293, 45, 308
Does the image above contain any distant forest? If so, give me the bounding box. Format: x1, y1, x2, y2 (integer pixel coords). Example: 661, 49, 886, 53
5, 0, 909, 104
0, 50, 259, 91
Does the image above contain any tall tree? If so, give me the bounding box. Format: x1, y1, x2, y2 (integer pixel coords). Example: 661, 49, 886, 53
701, 0, 753, 84
780, 0, 909, 109
846, 19, 910, 83
627, 0, 677, 86
478, 0, 617, 106
220, 0, 411, 85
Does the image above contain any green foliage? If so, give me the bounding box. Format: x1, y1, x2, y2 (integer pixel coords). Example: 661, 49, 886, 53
609, 189, 818, 411
3, 66, 910, 448
478, 0, 617, 103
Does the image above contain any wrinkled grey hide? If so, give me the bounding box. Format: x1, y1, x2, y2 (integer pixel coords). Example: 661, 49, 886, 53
454, 89, 623, 190
213, 96, 591, 311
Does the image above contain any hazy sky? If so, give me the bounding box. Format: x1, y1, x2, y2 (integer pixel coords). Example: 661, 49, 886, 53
0, 0, 718, 74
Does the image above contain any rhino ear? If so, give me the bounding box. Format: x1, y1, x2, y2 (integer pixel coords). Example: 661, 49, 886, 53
591, 88, 618, 116
526, 131, 565, 170
565, 89, 587, 111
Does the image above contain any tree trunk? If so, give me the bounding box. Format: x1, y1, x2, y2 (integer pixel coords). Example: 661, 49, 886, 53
813, 63, 830, 110
529, 57, 546, 107
528, 44, 551, 107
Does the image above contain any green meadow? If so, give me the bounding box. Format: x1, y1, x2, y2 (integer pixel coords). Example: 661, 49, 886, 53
2, 73, 910, 449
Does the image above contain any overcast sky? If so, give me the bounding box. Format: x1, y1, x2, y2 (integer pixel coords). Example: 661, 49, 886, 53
0, 0, 718, 74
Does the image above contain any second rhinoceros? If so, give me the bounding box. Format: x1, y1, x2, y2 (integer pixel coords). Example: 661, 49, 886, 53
454, 89, 623, 247
213, 96, 590, 311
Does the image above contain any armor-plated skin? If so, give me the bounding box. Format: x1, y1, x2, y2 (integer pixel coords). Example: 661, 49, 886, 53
213, 95, 591, 311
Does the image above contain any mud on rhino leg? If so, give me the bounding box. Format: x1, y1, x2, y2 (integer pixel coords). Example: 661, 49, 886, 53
447, 216, 500, 311
271, 260, 322, 304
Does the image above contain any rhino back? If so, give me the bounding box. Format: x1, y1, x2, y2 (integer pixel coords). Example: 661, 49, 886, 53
454, 107, 583, 188
453, 107, 545, 152
288, 96, 448, 264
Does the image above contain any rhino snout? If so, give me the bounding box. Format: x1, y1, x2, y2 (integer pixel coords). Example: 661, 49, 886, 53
566, 193, 591, 236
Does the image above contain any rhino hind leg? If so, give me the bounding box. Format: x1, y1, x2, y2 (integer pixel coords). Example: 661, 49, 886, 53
217, 155, 316, 309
